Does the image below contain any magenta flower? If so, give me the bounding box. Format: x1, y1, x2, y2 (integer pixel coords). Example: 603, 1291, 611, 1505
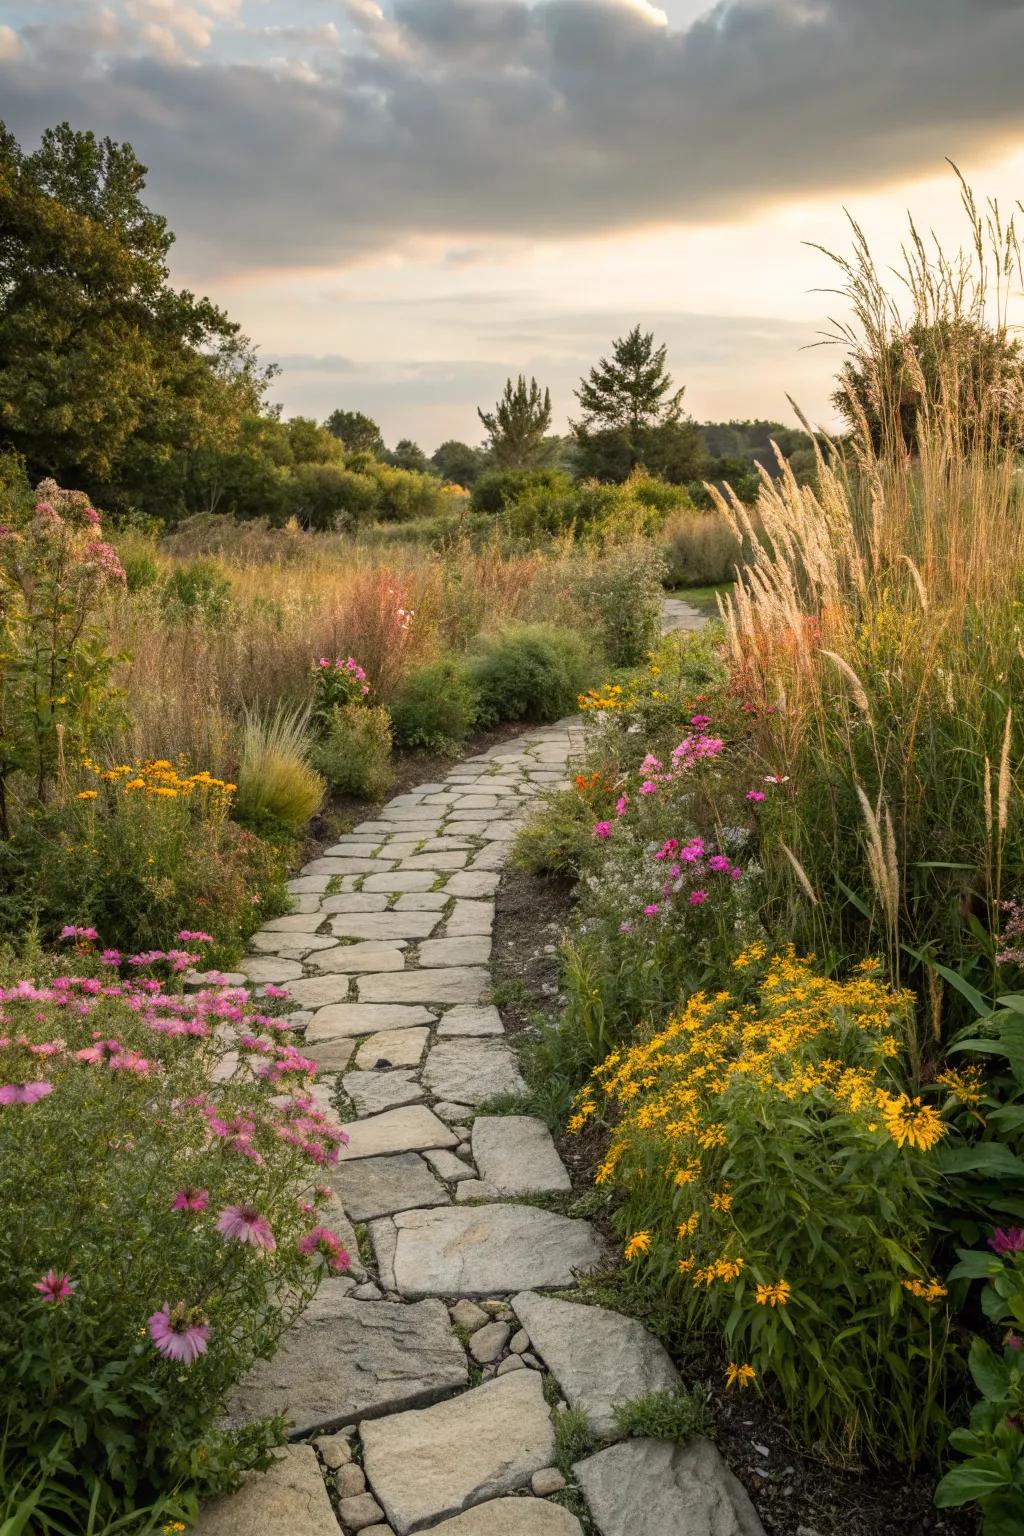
639, 781, 657, 796
148, 1302, 210, 1364
59, 925, 99, 942
177, 930, 214, 943
689, 890, 708, 906
592, 821, 612, 840
33, 1269, 75, 1303
615, 795, 628, 816
708, 855, 731, 872
171, 1187, 209, 1212
746, 790, 766, 802
100, 949, 122, 967
644, 903, 660, 917
990, 1228, 1024, 1256
263, 983, 289, 999
216, 1203, 277, 1251
690, 714, 712, 727
297, 1226, 351, 1273
0, 1081, 53, 1105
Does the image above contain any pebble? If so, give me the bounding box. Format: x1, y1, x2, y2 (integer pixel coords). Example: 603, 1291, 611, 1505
509, 1329, 530, 1354
338, 1493, 386, 1531
315, 1432, 352, 1469
337, 1464, 367, 1498
521, 1353, 543, 1370
469, 1322, 511, 1364
495, 1355, 525, 1375
352, 1282, 383, 1301
531, 1468, 567, 1497
451, 1300, 490, 1333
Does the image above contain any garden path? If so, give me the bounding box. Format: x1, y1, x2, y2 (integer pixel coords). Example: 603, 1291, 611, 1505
195, 606, 764, 1536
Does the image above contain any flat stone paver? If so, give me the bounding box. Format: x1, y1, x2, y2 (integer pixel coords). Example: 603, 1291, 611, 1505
436, 1004, 504, 1037
355, 1027, 430, 1069
333, 1153, 450, 1221
429, 1502, 583, 1535
391, 1204, 602, 1297
512, 1291, 681, 1438
359, 968, 490, 1005
361, 1371, 554, 1535
343, 1068, 425, 1116
329, 912, 439, 941
312, 943, 405, 973
230, 1291, 467, 1437
419, 936, 492, 968
340, 1104, 459, 1160
574, 1438, 765, 1536
193, 1446, 338, 1536
422, 1039, 526, 1104
471, 1117, 571, 1196
307, 1003, 436, 1039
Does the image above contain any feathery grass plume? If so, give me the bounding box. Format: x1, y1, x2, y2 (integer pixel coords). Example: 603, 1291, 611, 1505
780, 842, 819, 905
998, 707, 1014, 837
234, 702, 325, 835
821, 650, 871, 717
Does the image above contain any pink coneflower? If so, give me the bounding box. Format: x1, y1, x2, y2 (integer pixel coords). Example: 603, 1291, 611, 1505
619, 922, 633, 934
297, 1226, 350, 1273
644, 903, 660, 917
708, 855, 731, 872
177, 930, 214, 944
100, 949, 122, 967
689, 890, 708, 906
148, 1302, 210, 1364
615, 796, 628, 816
990, 1228, 1024, 1256
0, 1081, 53, 1105
746, 790, 766, 802
171, 1187, 209, 1212
216, 1204, 276, 1251
33, 1269, 75, 1303
263, 984, 289, 999
639, 781, 657, 795
592, 821, 612, 840
690, 714, 712, 727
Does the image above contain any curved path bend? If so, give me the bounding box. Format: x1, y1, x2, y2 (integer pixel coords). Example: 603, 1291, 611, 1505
197, 600, 762, 1536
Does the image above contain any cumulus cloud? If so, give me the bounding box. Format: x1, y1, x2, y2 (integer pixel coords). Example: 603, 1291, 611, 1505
1, 0, 1022, 272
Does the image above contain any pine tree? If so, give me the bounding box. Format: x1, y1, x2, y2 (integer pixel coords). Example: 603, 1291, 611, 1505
477, 375, 553, 468
571, 327, 701, 481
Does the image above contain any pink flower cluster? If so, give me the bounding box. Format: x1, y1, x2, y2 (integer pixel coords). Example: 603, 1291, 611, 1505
640, 836, 743, 922
316, 656, 370, 695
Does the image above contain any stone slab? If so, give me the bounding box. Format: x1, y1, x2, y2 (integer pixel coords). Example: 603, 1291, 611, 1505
288, 974, 353, 1009
428, 1501, 583, 1536
359, 968, 490, 1005
445, 901, 496, 937
312, 943, 406, 973
395, 892, 449, 911
320, 893, 391, 913
511, 1291, 680, 1439
471, 1118, 571, 1197
361, 1371, 555, 1535
229, 1291, 467, 1438
424, 1148, 478, 1183
303, 1035, 356, 1072
239, 956, 303, 984
355, 1027, 430, 1070
392, 1204, 602, 1297
573, 1438, 765, 1536
443, 872, 501, 898
421, 1040, 525, 1105
193, 1445, 337, 1536
399, 852, 469, 871
436, 1005, 505, 1038
261, 912, 331, 933
343, 1069, 425, 1116
330, 912, 439, 941
307, 1003, 435, 1040
419, 936, 493, 968
334, 1152, 450, 1221
340, 1105, 458, 1160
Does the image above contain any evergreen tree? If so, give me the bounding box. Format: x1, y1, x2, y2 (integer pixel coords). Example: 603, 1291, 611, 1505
571, 326, 703, 482
477, 375, 553, 469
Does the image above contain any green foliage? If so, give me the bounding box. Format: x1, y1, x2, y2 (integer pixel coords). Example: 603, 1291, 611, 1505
0, 475, 125, 829
233, 703, 324, 836
160, 558, 235, 625
0, 955, 347, 1522
571, 327, 706, 484
662, 511, 741, 587
430, 440, 486, 487
936, 1245, 1024, 1531
323, 408, 385, 456
471, 467, 572, 516
478, 375, 554, 469
467, 625, 597, 728
312, 705, 394, 800
612, 1388, 711, 1444
0, 760, 288, 963
384, 438, 431, 474
566, 543, 666, 665
553, 1408, 596, 1474
389, 660, 477, 753
512, 784, 597, 880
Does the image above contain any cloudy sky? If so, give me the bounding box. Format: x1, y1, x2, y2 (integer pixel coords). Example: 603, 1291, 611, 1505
3, 0, 1024, 448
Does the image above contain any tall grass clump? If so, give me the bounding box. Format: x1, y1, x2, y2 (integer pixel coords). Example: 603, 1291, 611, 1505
233, 703, 325, 835
716, 179, 1024, 1049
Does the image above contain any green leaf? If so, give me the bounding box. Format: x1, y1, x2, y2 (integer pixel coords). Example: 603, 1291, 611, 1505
969, 1339, 1011, 1401
939, 1143, 1024, 1178
934, 1461, 1011, 1507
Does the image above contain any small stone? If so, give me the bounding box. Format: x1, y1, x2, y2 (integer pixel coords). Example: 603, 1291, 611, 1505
361, 1527, 395, 1536
510, 1330, 529, 1353
303, 1036, 356, 1073
370, 1218, 398, 1290
531, 1468, 567, 1497
333, 1152, 449, 1221
433, 1100, 475, 1123
316, 1431, 353, 1468
289, 974, 353, 1009
450, 1299, 489, 1332
471, 1117, 570, 1196
495, 1355, 524, 1375
351, 1281, 384, 1300
457, 1142, 472, 1157
343, 1069, 423, 1117
469, 1321, 510, 1363
422, 1040, 525, 1105
394, 892, 449, 910
338, 1492, 386, 1531
522, 1354, 543, 1370
337, 1463, 367, 1497
424, 1149, 477, 1183
339, 1105, 458, 1160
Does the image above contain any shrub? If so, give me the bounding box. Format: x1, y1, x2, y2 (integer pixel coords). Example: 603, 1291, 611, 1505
0, 758, 288, 963
467, 624, 598, 728
116, 531, 163, 592
389, 660, 477, 752
0, 477, 125, 829
567, 543, 667, 665
576, 948, 954, 1465
233, 703, 325, 836
471, 467, 572, 517
312, 704, 394, 800
161, 559, 236, 626
310, 655, 371, 735
662, 511, 741, 587
0, 942, 350, 1525
287, 463, 376, 532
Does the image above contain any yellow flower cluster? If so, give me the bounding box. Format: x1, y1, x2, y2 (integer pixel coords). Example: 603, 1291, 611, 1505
725, 1361, 756, 1389
577, 949, 950, 1301
577, 656, 669, 713
79, 757, 236, 803
901, 1277, 948, 1303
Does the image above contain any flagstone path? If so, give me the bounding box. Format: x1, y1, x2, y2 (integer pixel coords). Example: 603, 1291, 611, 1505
195, 640, 764, 1535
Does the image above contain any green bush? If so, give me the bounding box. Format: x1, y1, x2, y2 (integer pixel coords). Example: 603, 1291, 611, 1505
467, 624, 598, 728
613, 1389, 711, 1444
287, 463, 377, 531
471, 467, 572, 516
0, 947, 348, 1526
161, 559, 235, 625
389, 660, 477, 752
567, 543, 666, 665
312, 704, 394, 799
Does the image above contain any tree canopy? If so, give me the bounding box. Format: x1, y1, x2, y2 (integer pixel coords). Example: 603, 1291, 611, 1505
571, 327, 704, 483
324, 409, 385, 456
478, 375, 553, 469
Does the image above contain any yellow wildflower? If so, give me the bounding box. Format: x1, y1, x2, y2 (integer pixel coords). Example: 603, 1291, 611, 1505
624, 1232, 651, 1262
76, 790, 98, 800
754, 1279, 791, 1307
878, 1094, 946, 1152
901, 1277, 948, 1302
725, 1362, 756, 1389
